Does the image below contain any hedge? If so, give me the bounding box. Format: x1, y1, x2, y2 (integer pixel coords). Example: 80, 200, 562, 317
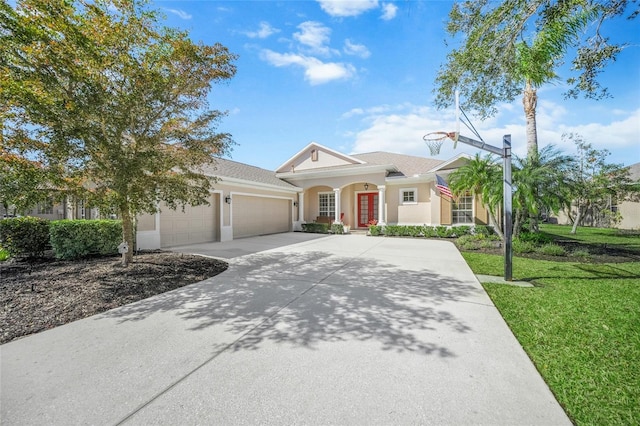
301, 223, 330, 234
368, 224, 478, 238
0, 216, 50, 258
49, 220, 122, 259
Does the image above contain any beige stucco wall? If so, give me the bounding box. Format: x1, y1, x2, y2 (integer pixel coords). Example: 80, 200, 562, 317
290, 146, 355, 171
137, 212, 156, 231
618, 200, 640, 229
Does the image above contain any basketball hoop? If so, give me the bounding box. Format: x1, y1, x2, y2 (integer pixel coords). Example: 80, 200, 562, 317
423, 131, 457, 155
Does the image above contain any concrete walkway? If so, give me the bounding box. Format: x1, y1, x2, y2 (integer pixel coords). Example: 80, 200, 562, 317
1, 233, 570, 425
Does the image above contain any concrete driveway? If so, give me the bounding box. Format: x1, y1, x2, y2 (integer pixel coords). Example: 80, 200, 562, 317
1, 233, 570, 425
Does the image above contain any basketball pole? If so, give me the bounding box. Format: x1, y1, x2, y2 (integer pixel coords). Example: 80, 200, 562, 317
454, 133, 513, 282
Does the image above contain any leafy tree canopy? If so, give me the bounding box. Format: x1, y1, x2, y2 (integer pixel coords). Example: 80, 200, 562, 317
435, 0, 637, 118
1, 0, 237, 262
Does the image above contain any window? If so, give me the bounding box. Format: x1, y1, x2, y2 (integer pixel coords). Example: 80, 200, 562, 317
37, 199, 53, 215
452, 193, 473, 224
311, 149, 318, 161
400, 188, 417, 204
318, 192, 335, 217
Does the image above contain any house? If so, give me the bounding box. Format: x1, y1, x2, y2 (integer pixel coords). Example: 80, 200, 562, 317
136, 142, 489, 249
553, 162, 640, 230
616, 162, 640, 230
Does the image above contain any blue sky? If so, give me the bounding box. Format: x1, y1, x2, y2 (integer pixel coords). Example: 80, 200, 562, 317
156, 0, 640, 169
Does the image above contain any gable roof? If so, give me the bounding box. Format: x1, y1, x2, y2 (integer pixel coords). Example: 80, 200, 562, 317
201, 157, 299, 191
351, 151, 445, 177
275, 142, 365, 173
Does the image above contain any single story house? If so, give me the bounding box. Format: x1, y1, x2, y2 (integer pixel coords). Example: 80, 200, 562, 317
135, 142, 490, 249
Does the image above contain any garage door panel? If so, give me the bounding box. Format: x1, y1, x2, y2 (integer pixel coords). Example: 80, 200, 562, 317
233, 196, 291, 239
159, 196, 218, 247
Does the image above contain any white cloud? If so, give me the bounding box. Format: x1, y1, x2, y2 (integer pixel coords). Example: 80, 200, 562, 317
344, 101, 640, 164
317, 0, 379, 17
294, 21, 334, 56
164, 8, 192, 20
380, 3, 398, 20
245, 22, 280, 39
261, 50, 355, 85
344, 39, 371, 58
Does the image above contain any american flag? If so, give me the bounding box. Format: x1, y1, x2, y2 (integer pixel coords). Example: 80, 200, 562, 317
436, 174, 453, 198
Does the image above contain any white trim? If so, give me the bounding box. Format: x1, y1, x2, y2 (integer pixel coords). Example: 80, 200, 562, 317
426, 153, 472, 173
276, 163, 392, 180
399, 187, 418, 205
451, 192, 475, 225
217, 176, 300, 193
317, 191, 336, 218
275, 141, 366, 173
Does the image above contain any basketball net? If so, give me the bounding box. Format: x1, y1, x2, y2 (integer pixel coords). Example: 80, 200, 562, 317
422, 90, 460, 156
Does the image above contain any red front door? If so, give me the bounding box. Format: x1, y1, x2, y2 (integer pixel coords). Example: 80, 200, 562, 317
358, 193, 378, 227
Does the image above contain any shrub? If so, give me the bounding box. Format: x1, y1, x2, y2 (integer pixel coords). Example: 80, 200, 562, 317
384, 225, 402, 236
0, 216, 50, 258
49, 220, 122, 259
512, 239, 537, 254
570, 248, 592, 259
407, 226, 423, 237
473, 225, 495, 236
368, 225, 383, 236
518, 231, 552, 245
301, 223, 330, 234
457, 233, 501, 250
435, 226, 449, 238
0, 247, 10, 261
537, 243, 566, 256
330, 223, 344, 234
422, 226, 437, 238
450, 226, 471, 237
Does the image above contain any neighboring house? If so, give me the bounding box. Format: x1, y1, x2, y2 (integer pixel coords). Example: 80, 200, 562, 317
138, 142, 488, 249
617, 162, 640, 230
554, 162, 640, 230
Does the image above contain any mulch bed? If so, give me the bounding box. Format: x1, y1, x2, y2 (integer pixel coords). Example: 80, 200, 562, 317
0, 252, 228, 345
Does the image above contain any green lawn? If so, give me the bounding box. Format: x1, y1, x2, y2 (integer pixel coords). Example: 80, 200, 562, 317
463, 225, 640, 425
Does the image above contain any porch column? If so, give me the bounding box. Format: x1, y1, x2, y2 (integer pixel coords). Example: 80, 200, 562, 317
333, 188, 341, 223
378, 185, 386, 225
298, 192, 305, 222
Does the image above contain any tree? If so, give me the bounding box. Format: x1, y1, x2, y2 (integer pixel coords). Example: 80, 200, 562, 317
448, 154, 504, 240
449, 146, 574, 239
511, 145, 574, 234
563, 134, 635, 234
1, 0, 237, 263
434, 0, 636, 159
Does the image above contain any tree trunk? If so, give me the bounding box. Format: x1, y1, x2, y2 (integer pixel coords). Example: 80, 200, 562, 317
570, 205, 584, 234
523, 80, 540, 232
523, 80, 539, 160
488, 210, 504, 241
120, 206, 134, 265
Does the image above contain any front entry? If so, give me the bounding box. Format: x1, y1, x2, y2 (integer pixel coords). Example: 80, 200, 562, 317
358, 193, 379, 227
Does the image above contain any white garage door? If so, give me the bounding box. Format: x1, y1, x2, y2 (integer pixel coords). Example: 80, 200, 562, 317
160, 195, 218, 247
233, 196, 291, 239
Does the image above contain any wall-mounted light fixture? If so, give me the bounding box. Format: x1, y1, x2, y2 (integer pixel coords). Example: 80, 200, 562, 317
364, 183, 369, 190
293, 201, 299, 207
225, 195, 232, 204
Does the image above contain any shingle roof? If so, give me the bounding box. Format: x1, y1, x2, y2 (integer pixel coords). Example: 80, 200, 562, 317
351, 152, 445, 177
201, 157, 299, 189
628, 162, 640, 181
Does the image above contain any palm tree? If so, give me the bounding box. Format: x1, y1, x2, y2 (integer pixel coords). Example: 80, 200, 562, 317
512, 145, 575, 235
448, 154, 504, 240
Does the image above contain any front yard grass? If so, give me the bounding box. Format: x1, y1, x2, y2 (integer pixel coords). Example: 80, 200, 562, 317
463, 225, 640, 425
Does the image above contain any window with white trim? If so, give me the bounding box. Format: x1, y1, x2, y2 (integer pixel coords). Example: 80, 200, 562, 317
400, 188, 417, 204
318, 192, 335, 217
452, 192, 473, 224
